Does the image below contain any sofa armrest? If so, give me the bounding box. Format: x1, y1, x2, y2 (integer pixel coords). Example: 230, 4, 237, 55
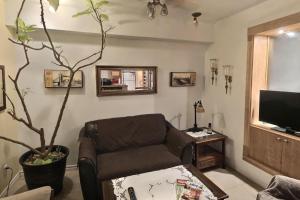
78, 137, 99, 200
2, 186, 53, 200
257, 175, 300, 200
165, 127, 194, 164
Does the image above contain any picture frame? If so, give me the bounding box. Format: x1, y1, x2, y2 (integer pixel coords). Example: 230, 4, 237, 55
44, 69, 84, 88
170, 72, 196, 87
96, 65, 157, 97
0, 65, 6, 111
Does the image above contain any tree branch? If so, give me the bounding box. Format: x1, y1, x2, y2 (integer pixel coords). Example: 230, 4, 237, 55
48, 71, 74, 151
39, 0, 71, 70
0, 136, 42, 156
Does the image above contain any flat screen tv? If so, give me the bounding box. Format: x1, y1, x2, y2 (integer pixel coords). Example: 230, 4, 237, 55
259, 90, 300, 132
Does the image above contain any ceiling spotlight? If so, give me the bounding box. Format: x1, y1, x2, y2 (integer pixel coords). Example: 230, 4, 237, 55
286, 32, 296, 38
147, 0, 168, 19
278, 29, 285, 35
192, 12, 202, 24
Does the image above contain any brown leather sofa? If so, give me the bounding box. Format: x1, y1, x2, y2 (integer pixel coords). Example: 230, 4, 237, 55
78, 114, 194, 200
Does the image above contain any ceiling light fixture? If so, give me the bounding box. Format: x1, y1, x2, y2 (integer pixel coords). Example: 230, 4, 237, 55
192, 12, 202, 25
147, 0, 168, 19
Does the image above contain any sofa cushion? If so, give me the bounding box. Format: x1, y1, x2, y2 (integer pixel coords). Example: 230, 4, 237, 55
97, 145, 181, 181
86, 114, 167, 153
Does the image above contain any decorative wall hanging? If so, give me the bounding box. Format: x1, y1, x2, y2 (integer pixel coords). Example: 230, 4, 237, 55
96, 66, 157, 96
44, 69, 83, 88
170, 72, 196, 87
0, 65, 6, 111
209, 59, 218, 85
223, 65, 233, 94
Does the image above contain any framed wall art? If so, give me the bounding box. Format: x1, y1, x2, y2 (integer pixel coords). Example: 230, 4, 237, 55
170, 72, 196, 87
96, 66, 157, 97
44, 69, 83, 88
0, 65, 6, 111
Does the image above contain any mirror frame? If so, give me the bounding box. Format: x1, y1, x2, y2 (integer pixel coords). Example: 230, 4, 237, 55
0, 65, 6, 111
96, 65, 157, 97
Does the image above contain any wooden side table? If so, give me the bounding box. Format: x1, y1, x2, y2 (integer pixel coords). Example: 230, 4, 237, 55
186, 128, 226, 170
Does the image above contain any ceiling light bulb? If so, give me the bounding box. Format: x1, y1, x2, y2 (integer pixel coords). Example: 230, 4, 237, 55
278, 29, 285, 35
193, 17, 198, 24
286, 32, 296, 38
160, 4, 168, 16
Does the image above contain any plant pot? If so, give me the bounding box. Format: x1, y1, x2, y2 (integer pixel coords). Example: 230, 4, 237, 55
19, 145, 69, 195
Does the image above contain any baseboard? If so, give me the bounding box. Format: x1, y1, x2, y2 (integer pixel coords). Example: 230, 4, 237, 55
0, 164, 78, 198
0, 171, 21, 198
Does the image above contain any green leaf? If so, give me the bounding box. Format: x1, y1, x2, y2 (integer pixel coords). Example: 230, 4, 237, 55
72, 9, 92, 17
95, 0, 109, 9
47, 0, 60, 11
16, 18, 36, 42
100, 14, 109, 21
73, 0, 109, 19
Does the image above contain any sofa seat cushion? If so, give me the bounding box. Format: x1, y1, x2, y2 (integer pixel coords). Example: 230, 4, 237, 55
97, 145, 181, 181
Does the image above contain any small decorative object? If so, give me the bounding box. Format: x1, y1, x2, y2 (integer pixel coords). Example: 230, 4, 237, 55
210, 59, 218, 85
188, 100, 205, 132
207, 123, 212, 134
147, 0, 168, 19
44, 70, 83, 88
192, 12, 202, 25
223, 65, 233, 94
0, 65, 6, 111
170, 72, 196, 87
96, 66, 157, 96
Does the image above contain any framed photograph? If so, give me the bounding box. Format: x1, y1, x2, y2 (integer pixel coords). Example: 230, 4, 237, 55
0, 65, 6, 111
44, 70, 83, 88
96, 66, 157, 97
170, 72, 196, 87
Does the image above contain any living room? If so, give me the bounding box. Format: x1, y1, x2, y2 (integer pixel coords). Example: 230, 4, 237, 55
1, 0, 300, 199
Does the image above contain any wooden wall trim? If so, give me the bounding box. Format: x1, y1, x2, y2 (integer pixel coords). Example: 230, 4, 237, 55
244, 12, 300, 173
248, 12, 300, 36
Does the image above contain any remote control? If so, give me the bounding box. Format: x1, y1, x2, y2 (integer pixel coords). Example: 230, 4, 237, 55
128, 187, 137, 200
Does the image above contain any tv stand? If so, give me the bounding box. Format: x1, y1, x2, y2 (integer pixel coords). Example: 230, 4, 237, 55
271, 126, 300, 137
271, 126, 286, 133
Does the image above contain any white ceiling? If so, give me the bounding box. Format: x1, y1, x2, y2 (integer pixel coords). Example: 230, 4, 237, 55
39, 0, 269, 23
94, 0, 269, 23
165, 0, 269, 22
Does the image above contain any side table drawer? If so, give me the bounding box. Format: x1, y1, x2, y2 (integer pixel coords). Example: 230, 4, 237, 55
197, 152, 224, 170
197, 159, 218, 170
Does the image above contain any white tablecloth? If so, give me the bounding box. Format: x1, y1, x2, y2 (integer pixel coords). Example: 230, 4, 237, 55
186, 130, 216, 138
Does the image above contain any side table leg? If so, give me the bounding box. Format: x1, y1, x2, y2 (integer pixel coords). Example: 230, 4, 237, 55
222, 140, 226, 169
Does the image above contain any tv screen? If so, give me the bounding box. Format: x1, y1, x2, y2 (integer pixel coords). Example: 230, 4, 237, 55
259, 90, 300, 131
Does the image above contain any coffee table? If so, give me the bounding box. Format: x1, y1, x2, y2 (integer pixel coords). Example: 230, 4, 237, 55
102, 165, 228, 200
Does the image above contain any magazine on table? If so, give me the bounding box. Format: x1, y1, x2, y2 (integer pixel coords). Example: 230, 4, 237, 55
176, 179, 203, 200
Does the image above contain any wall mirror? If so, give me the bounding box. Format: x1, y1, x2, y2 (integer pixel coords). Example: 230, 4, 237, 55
0, 65, 6, 111
96, 66, 157, 96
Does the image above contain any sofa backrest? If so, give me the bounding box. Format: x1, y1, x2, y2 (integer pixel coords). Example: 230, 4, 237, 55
85, 114, 167, 153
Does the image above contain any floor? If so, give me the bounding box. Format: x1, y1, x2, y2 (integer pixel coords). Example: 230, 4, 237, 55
5, 167, 261, 200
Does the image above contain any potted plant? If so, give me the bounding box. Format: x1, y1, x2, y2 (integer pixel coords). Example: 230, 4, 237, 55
0, 0, 109, 194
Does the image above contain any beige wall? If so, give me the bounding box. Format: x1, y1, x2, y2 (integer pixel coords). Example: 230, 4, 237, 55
0, 0, 19, 192
15, 31, 207, 165
203, 0, 300, 187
